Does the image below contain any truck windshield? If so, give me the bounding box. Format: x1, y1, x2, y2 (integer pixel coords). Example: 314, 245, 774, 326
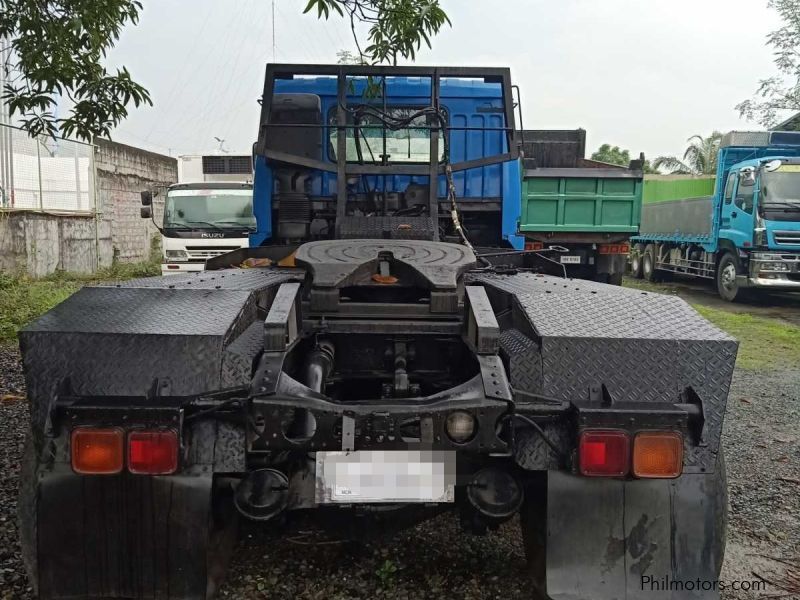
761, 167, 800, 213
328, 106, 445, 164
164, 189, 255, 231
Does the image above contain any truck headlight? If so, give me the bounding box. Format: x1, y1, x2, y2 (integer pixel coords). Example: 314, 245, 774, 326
754, 227, 767, 247
165, 250, 189, 262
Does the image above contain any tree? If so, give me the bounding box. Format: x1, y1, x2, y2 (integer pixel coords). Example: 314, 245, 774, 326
652, 132, 723, 175
307, 0, 450, 66
591, 144, 631, 166
591, 144, 656, 173
0, 0, 151, 140
336, 49, 365, 65
0, 0, 449, 141
737, 0, 800, 127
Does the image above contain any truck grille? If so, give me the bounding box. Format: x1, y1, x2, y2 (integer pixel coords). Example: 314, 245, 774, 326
185, 248, 236, 261
773, 230, 800, 245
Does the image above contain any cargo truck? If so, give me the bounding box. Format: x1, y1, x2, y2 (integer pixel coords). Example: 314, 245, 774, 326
19, 65, 735, 600
517, 130, 644, 285
141, 154, 255, 274
631, 131, 800, 301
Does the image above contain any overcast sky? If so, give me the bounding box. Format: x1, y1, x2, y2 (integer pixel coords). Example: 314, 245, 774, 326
106, 0, 783, 160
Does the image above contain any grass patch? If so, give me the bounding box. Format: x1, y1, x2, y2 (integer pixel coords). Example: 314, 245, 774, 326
692, 305, 800, 371
0, 260, 159, 343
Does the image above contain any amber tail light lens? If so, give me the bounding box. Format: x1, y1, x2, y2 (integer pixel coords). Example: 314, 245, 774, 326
579, 430, 630, 477
633, 432, 683, 478
128, 430, 179, 475
71, 427, 125, 475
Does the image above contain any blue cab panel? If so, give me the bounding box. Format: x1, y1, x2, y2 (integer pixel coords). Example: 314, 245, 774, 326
251, 75, 523, 249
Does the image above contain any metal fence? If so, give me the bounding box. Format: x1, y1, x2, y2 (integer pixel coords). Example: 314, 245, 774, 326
0, 123, 95, 213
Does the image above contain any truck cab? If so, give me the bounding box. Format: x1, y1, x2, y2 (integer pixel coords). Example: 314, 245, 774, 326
142, 154, 255, 275
719, 156, 800, 290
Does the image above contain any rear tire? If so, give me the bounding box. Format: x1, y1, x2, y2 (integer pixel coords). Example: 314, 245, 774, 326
642, 245, 657, 282
608, 272, 623, 286
716, 252, 746, 302
630, 245, 644, 279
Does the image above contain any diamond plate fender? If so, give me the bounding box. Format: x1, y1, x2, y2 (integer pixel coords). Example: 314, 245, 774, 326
472, 273, 738, 473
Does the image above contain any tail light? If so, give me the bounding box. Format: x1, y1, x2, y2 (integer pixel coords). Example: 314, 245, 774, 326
525, 241, 544, 251
579, 430, 630, 477
633, 432, 683, 478
599, 243, 630, 255
71, 427, 124, 475
128, 430, 179, 475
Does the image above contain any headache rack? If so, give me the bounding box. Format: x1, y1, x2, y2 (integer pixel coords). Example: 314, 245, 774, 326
254, 64, 520, 240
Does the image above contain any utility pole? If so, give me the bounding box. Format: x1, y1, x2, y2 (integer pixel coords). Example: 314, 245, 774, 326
272, 0, 276, 61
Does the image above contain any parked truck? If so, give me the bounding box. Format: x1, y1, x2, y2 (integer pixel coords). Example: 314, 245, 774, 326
19, 65, 735, 600
518, 129, 644, 284
631, 131, 800, 300
141, 153, 255, 274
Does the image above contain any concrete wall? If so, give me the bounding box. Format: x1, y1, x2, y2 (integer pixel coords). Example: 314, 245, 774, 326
0, 212, 108, 277
0, 140, 177, 276
96, 139, 176, 264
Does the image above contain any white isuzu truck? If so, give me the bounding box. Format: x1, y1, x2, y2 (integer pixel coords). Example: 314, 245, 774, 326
141, 154, 255, 274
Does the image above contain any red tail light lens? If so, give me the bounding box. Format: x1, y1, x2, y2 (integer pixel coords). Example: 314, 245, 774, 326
525, 241, 544, 251
71, 427, 124, 475
128, 430, 178, 475
579, 430, 630, 477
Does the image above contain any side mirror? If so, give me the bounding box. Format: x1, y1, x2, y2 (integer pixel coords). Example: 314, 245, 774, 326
140, 191, 153, 206
140, 206, 153, 219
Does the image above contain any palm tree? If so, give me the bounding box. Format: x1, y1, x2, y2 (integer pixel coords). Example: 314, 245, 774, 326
653, 132, 724, 174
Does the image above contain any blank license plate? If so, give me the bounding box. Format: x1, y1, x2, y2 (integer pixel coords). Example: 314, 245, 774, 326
315, 450, 456, 504
560, 255, 581, 264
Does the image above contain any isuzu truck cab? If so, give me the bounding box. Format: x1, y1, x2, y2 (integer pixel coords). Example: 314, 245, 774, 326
141, 154, 255, 274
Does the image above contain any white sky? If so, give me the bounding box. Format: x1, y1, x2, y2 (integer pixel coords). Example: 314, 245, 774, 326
105, 0, 783, 161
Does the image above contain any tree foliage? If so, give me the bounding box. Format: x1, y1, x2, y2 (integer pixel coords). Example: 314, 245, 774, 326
652, 132, 723, 175
591, 144, 656, 173
305, 0, 450, 65
0, 0, 152, 140
737, 0, 800, 127
1, 0, 450, 141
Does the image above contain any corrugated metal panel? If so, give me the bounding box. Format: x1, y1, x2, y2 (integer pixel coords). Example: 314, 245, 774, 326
643, 176, 716, 204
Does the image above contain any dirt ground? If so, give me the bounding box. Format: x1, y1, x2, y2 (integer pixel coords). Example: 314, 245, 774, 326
1, 280, 798, 599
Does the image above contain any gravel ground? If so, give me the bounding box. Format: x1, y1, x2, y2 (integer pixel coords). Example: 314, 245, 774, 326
1, 343, 797, 599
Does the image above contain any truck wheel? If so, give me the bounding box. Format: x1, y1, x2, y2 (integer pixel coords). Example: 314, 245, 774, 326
642, 245, 657, 281
716, 253, 745, 302
630, 245, 644, 279
520, 480, 548, 599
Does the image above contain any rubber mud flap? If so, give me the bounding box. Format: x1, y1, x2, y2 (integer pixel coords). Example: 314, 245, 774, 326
544, 471, 726, 600
34, 470, 229, 599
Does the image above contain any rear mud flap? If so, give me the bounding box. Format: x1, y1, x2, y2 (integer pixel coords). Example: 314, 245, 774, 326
546, 471, 725, 600
34, 471, 232, 599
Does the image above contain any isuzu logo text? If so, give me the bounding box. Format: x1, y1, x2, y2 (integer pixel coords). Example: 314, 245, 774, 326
201, 233, 225, 238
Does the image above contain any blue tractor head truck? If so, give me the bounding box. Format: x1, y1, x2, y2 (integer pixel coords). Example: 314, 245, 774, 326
632, 131, 800, 300
19, 65, 736, 600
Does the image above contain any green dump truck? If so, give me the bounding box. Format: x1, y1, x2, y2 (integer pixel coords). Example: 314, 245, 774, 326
518, 130, 645, 284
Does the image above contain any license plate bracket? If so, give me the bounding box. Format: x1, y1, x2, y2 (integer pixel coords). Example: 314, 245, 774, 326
315, 450, 456, 504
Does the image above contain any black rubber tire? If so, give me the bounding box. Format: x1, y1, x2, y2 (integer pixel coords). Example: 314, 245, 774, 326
608, 272, 623, 286
642, 245, 657, 281
520, 480, 548, 599
716, 252, 745, 302
630, 245, 644, 279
